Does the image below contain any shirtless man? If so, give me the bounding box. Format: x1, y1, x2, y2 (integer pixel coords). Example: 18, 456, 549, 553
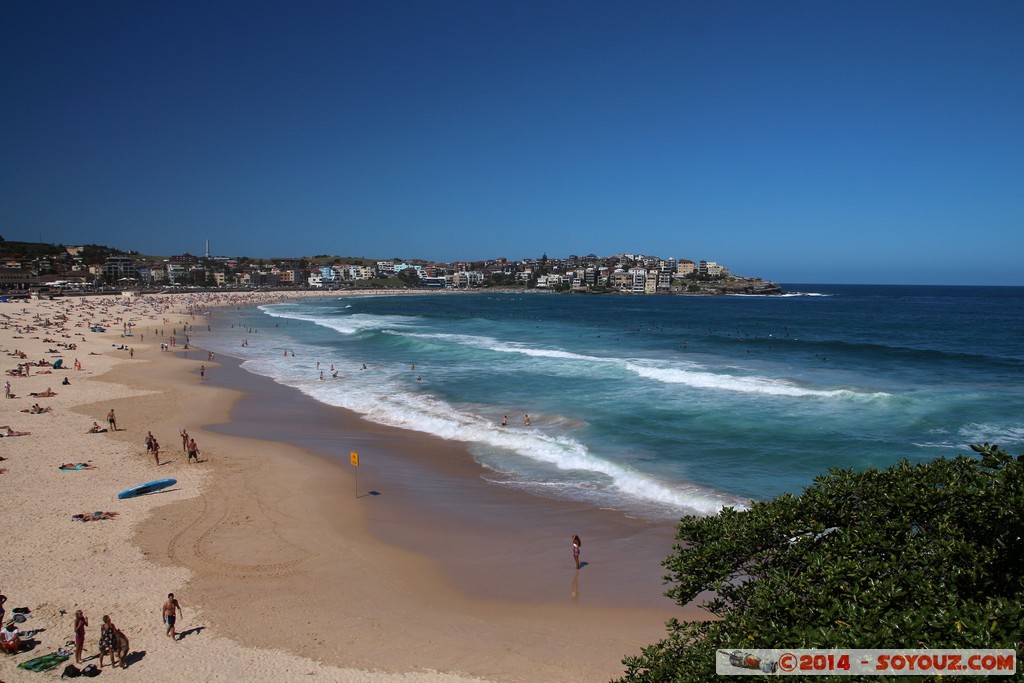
162, 593, 182, 640
107, 409, 117, 431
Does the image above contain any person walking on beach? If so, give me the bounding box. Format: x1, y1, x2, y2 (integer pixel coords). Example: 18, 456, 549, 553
187, 438, 200, 464
181, 429, 189, 453
572, 534, 582, 569
163, 593, 182, 640
107, 409, 117, 432
199, 364, 205, 380
152, 437, 160, 466
73, 610, 88, 663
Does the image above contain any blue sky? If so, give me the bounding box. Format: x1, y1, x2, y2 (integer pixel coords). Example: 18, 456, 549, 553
2, 1, 1022, 284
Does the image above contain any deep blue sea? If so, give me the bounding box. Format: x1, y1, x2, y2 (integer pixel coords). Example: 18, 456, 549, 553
202, 285, 1024, 522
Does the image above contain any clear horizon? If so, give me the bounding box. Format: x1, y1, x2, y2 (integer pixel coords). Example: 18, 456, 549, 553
3, 1, 1022, 286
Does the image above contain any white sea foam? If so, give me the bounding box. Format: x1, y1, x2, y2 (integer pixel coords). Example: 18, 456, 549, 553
388, 331, 612, 364
912, 423, 1024, 451
624, 360, 887, 399
776, 291, 833, 297
353, 391, 740, 515
237, 356, 740, 516
391, 330, 888, 400
258, 305, 419, 336
957, 423, 1024, 447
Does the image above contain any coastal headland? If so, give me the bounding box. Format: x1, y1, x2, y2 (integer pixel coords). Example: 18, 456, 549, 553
0, 290, 700, 682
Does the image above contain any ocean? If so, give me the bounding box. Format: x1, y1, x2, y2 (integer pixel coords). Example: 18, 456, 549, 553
201, 285, 1024, 522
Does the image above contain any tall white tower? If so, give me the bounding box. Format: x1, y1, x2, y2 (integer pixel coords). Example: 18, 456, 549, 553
205, 240, 210, 259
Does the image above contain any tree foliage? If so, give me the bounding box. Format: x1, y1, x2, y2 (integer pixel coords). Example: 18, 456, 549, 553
617, 444, 1024, 682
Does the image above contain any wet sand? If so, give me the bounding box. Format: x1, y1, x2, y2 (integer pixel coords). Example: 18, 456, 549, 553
205, 350, 681, 609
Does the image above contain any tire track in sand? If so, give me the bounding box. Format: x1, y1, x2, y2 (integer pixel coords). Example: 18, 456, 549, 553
165, 458, 318, 580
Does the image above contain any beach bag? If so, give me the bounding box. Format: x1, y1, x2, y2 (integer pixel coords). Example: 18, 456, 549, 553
61, 663, 82, 678
81, 663, 99, 677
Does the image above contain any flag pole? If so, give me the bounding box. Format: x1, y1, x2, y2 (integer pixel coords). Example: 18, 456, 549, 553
350, 451, 359, 498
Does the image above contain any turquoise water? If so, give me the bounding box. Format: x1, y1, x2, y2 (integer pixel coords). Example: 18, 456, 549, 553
202, 285, 1024, 521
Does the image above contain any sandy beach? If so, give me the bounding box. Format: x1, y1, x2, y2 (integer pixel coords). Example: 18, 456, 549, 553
0, 291, 696, 682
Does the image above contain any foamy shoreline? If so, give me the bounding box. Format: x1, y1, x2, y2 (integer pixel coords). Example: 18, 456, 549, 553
0, 290, 690, 682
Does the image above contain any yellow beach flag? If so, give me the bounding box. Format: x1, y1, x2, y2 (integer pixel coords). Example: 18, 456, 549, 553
350, 451, 359, 467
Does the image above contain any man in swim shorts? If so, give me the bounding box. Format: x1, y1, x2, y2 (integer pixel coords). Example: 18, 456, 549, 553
162, 593, 182, 640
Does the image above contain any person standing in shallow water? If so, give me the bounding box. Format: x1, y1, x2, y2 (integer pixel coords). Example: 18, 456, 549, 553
572, 534, 581, 569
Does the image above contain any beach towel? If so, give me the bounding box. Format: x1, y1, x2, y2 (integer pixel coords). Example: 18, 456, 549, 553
18, 651, 68, 672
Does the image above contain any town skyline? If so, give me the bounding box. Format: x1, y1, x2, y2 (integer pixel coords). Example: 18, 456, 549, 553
1, 237, 781, 295
4, 2, 1023, 286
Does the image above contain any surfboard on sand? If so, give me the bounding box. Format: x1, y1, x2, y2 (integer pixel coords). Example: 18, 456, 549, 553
118, 478, 176, 499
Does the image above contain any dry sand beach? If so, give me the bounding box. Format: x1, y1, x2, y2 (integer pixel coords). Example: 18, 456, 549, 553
0, 291, 696, 682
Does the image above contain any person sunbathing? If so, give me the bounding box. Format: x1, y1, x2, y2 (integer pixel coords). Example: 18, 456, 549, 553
59, 463, 95, 470
1, 427, 31, 437
87, 422, 108, 433
72, 511, 118, 522
29, 388, 56, 397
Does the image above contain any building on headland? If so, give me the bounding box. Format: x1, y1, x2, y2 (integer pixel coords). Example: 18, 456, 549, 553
0, 239, 778, 295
